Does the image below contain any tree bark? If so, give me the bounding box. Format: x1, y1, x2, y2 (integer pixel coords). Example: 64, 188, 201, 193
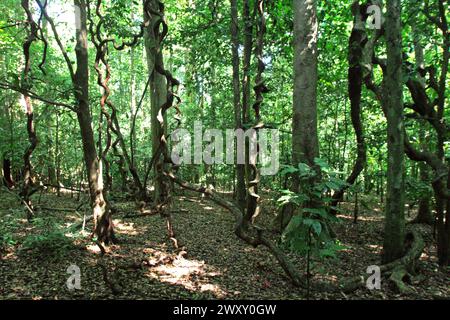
2, 158, 14, 189
144, 0, 167, 206
275, 0, 320, 231
74, 0, 115, 244
382, 0, 405, 264
20, 0, 39, 221
330, 1, 368, 214
230, 0, 246, 211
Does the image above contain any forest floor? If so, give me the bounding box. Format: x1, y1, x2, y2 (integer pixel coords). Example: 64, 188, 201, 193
0, 188, 449, 300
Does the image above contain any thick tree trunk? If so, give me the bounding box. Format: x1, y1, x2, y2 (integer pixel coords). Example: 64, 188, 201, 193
382, 0, 405, 264
275, 0, 319, 231
293, 0, 319, 168
74, 0, 115, 244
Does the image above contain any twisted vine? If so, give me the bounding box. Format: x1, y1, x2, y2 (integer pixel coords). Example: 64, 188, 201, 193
244, 0, 268, 225
143, 0, 182, 248
86, 0, 150, 200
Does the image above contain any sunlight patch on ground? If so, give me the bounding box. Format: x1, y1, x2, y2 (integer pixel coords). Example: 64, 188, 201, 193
144, 250, 227, 298
113, 220, 139, 236
316, 274, 338, 283
357, 216, 383, 222
367, 244, 382, 253
420, 252, 430, 260
86, 244, 102, 254
337, 214, 382, 222
1, 251, 17, 261
339, 246, 354, 253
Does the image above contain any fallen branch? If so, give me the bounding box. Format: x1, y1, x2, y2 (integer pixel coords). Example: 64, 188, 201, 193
38, 206, 79, 212
42, 184, 86, 193
1, 186, 35, 218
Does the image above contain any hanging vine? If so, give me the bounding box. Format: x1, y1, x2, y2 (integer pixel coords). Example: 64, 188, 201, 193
19, 0, 48, 221
330, 0, 371, 214
86, 0, 150, 201
143, 0, 182, 248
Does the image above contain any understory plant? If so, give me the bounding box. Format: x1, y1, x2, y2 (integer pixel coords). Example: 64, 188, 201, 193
277, 158, 347, 296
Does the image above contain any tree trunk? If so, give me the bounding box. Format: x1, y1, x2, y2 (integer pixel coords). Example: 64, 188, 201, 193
441, 171, 450, 265
20, 0, 39, 221
410, 24, 432, 225
382, 0, 405, 264
144, 0, 167, 206
230, 0, 246, 211
414, 137, 433, 224
56, 111, 61, 196
330, 1, 367, 214
2, 158, 14, 189
274, 0, 319, 231
74, 0, 115, 244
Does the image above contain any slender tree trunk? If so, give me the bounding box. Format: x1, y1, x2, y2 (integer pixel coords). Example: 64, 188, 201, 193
74, 0, 115, 244
20, 0, 39, 221
144, 0, 167, 206
442, 171, 450, 265
415, 161, 433, 224
241, 0, 254, 128
230, 0, 246, 211
410, 26, 433, 224
382, 0, 405, 264
130, 45, 137, 165
56, 111, 61, 196
330, 1, 367, 214
243, 0, 266, 225
2, 157, 14, 188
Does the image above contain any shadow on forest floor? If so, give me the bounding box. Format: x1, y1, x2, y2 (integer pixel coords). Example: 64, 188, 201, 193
0, 190, 449, 300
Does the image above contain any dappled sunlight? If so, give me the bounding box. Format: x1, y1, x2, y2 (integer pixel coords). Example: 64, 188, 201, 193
367, 244, 382, 254
113, 220, 140, 236
143, 248, 227, 298
337, 214, 383, 222
1, 251, 18, 261
420, 252, 429, 260
316, 274, 338, 283
86, 244, 102, 254
356, 216, 383, 222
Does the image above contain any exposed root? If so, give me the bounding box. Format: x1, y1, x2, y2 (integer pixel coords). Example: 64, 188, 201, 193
99, 261, 123, 295
166, 173, 307, 289
340, 228, 425, 293
388, 266, 413, 294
